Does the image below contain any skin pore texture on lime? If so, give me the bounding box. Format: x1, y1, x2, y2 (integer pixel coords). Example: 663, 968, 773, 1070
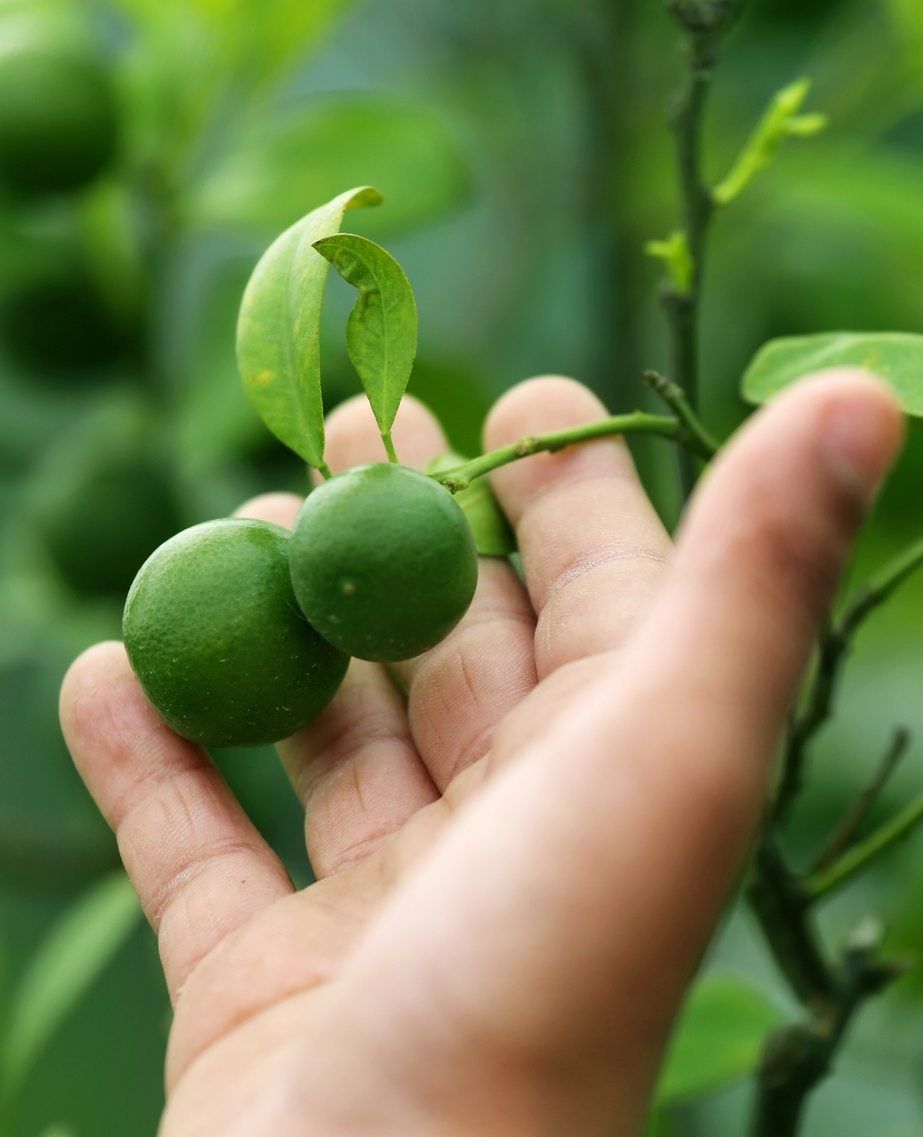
123, 519, 349, 748
289, 463, 479, 663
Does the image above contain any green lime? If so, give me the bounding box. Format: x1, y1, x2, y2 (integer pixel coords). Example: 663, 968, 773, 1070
289, 463, 479, 662
0, 39, 118, 198
0, 264, 124, 378
38, 451, 180, 599
123, 519, 349, 748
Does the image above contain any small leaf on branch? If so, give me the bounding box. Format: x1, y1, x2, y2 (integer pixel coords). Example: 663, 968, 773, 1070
313, 233, 417, 460
426, 451, 516, 557
236, 186, 382, 471
741, 332, 923, 418
712, 78, 827, 207
645, 230, 694, 297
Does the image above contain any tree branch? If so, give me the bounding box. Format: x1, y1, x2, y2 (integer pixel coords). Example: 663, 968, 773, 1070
659, 2, 741, 496
431, 411, 712, 493
745, 841, 835, 1006
662, 39, 712, 498
773, 535, 923, 826
749, 919, 901, 1137
643, 369, 720, 458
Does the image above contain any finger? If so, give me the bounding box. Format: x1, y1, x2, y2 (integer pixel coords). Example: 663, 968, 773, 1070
323, 395, 537, 793
278, 660, 438, 878
484, 376, 672, 679
635, 369, 904, 738
233, 485, 439, 878
60, 642, 294, 1001
340, 372, 903, 1127
234, 492, 303, 529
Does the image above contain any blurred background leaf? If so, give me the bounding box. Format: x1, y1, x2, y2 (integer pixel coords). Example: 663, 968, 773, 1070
1, 873, 140, 1104
192, 97, 471, 238
654, 974, 782, 1108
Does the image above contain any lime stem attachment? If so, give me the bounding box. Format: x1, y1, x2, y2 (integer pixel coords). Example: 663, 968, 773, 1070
381, 431, 400, 464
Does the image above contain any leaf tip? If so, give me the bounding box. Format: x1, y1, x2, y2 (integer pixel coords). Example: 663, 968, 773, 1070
345, 185, 384, 211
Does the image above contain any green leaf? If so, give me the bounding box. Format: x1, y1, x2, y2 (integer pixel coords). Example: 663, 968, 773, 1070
741, 332, 923, 418
1, 873, 140, 1103
645, 230, 694, 297
194, 98, 470, 239
712, 78, 827, 207
36, 1126, 76, 1137
236, 186, 382, 469
427, 452, 516, 557
644, 1112, 680, 1137
655, 973, 781, 1106
313, 233, 417, 451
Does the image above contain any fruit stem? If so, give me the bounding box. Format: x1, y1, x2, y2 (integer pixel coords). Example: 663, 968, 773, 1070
381, 431, 400, 464
317, 461, 335, 481
432, 411, 715, 493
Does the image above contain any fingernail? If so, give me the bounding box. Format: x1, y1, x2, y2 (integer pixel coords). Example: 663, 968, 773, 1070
821, 400, 901, 506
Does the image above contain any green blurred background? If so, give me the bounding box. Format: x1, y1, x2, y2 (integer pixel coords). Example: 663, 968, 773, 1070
0, 0, 921, 1133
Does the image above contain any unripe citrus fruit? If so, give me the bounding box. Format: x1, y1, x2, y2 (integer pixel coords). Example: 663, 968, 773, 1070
289, 464, 478, 662
0, 36, 118, 198
38, 451, 180, 598
123, 519, 348, 748
0, 264, 124, 379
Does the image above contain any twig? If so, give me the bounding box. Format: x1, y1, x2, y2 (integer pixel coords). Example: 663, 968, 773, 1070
773, 535, 923, 826
750, 919, 902, 1137
659, 4, 740, 496
430, 411, 712, 493
643, 370, 720, 458
805, 788, 923, 903
838, 534, 923, 634
810, 727, 911, 875
746, 841, 835, 1006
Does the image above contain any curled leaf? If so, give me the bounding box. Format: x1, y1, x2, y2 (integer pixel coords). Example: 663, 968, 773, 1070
313, 233, 417, 456
713, 78, 827, 207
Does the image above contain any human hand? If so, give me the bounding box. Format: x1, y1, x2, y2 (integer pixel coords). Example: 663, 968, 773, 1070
60, 370, 901, 1137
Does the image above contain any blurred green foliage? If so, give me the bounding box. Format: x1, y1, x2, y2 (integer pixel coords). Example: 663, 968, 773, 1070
0, 0, 921, 1134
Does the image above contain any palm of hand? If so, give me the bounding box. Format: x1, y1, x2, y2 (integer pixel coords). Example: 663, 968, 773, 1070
61, 373, 897, 1137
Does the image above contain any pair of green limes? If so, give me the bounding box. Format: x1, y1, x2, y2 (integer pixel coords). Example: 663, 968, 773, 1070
123, 465, 479, 749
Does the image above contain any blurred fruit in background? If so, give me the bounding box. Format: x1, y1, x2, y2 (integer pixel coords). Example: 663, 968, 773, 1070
0, 7, 118, 199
